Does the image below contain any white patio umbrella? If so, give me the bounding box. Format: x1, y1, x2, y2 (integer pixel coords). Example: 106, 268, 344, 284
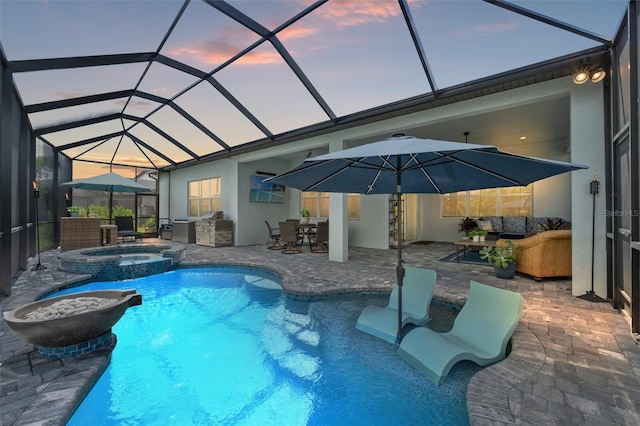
267, 134, 588, 342
61, 172, 154, 222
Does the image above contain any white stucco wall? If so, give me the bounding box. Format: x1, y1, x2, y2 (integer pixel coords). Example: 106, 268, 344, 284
236, 159, 291, 246
168, 159, 235, 220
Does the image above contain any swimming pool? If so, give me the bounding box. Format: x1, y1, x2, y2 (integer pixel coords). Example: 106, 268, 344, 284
53, 267, 479, 425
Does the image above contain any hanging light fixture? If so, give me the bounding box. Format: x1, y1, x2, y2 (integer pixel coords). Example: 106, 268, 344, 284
590, 68, 606, 83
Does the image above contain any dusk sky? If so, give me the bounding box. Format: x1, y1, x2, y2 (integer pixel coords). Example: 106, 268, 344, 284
0, 0, 629, 173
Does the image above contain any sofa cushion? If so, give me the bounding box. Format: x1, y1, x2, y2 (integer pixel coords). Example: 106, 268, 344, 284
503, 216, 527, 234
527, 217, 547, 233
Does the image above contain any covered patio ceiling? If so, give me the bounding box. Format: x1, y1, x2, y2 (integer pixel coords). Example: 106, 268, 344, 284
0, 0, 627, 171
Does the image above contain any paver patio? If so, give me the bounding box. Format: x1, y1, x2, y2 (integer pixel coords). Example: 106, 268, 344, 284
1, 240, 639, 425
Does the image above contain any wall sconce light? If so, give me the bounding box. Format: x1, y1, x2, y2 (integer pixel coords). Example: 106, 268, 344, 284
590, 68, 606, 83
573, 68, 606, 84
573, 70, 589, 84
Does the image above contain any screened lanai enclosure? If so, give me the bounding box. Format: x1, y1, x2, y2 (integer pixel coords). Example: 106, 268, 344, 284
0, 1, 639, 332
1, 0, 627, 167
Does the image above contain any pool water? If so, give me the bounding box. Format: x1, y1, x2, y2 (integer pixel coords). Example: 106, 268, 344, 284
54, 267, 479, 425
118, 253, 164, 266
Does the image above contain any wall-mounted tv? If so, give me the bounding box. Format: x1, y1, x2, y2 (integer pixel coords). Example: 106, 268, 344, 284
249, 175, 285, 203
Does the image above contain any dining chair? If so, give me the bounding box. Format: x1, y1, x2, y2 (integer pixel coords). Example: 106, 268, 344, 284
265, 220, 283, 250
286, 219, 304, 245
310, 220, 328, 253
279, 221, 301, 254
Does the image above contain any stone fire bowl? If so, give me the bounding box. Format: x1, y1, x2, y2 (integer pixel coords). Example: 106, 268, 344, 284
3, 289, 142, 348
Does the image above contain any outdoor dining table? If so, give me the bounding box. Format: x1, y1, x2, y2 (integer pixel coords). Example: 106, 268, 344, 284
295, 223, 317, 248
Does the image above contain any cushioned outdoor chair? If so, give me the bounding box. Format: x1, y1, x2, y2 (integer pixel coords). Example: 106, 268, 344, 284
310, 220, 328, 253
265, 220, 283, 250
397, 280, 524, 385
115, 216, 143, 242
356, 267, 437, 344
278, 221, 301, 254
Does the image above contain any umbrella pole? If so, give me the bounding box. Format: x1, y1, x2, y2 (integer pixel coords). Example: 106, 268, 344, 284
395, 164, 405, 343
109, 190, 113, 224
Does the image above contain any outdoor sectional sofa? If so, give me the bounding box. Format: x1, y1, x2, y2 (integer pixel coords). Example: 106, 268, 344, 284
496, 230, 572, 280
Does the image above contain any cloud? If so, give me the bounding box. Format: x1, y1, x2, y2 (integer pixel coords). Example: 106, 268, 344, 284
34, 110, 121, 130
56, 90, 89, 99
236, 49, 283, 65
452, 20, 518, 37
170, 1, 406, 66
115, 98, 157, 112
170, 25, 270, 66
172, 40, 245, 66
312, 0, 401, 27
473, 20, 518, 34
279, 25, 317, 41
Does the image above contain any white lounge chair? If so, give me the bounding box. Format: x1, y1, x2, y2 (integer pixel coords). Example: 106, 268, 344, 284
356, 266, 436, 344
397, 280, 524, 385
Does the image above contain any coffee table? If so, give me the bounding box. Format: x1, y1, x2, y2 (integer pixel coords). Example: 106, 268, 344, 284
453, 239, 496, 262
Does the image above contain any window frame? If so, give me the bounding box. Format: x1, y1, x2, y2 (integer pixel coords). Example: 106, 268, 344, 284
188, 177, 221, 217
302, 191, 360, 218
441, 185, 532, 218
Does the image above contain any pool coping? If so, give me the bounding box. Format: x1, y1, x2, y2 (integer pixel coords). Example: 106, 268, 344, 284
57, 243, 186, 282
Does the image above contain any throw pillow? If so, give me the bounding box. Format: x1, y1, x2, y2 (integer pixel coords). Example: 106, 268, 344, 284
476, 220, 493, 231
479, 216, 503, 232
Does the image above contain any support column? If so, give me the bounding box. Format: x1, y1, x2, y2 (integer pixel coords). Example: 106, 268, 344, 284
570, 81, 607, 297
328, 139, 348, 262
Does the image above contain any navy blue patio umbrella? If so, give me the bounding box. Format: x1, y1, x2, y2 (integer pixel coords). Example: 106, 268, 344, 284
62, 172, 154, 223
267, 134, 588, 342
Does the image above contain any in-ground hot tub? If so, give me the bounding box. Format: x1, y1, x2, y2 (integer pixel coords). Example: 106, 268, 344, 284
58, 243, 185, 281
3, 289, 142, 357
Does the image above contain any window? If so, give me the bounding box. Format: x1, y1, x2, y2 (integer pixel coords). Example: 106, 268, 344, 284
441, 185, 532, 217
347, 193, 360, 218
188, 177, 221, 217
302, 192, 360, 218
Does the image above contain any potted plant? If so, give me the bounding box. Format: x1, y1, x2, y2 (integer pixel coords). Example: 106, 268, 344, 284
144, 216, 157, 232
468, 228, 488, 242
458, 217, 478, 238
480, 241, 517, 279
542, 217, 564, 231
300, 209, 310, 225
67, 205, 84, 217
